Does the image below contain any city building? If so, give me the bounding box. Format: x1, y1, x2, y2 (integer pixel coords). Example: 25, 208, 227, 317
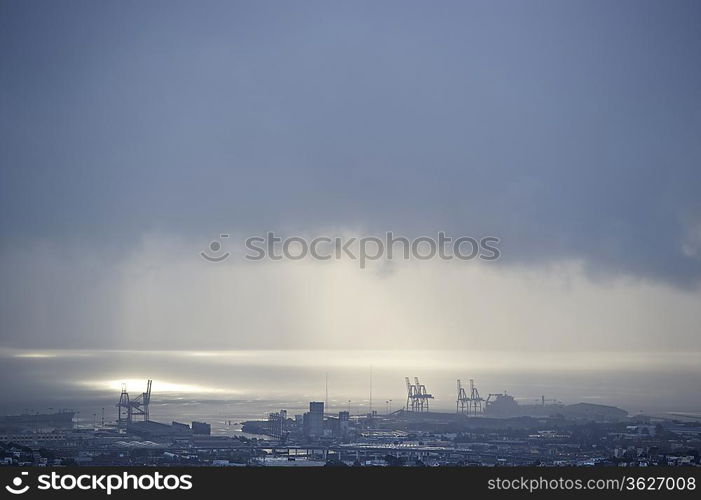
303, 402, 324, 438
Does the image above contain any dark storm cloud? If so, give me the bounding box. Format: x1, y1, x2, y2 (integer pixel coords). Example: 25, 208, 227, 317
1, 0, 700, 285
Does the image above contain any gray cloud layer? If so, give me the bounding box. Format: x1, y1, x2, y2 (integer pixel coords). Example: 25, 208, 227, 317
2, 1, 700, 284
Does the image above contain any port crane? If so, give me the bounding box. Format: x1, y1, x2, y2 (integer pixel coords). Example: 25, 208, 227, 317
405, 377, 434, 412
456, 379, 484, 415
457, 379, 469, 414
116, 379, 152, 427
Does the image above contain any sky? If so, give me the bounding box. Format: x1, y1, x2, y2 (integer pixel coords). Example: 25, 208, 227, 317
1, 0, 700, 353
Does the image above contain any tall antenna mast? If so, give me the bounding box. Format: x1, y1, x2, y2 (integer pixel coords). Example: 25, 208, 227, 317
369, 365, 373, 414
325, 372, 328, 413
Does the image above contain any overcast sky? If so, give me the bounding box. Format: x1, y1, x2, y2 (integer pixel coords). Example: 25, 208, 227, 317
1, 0, 700, 351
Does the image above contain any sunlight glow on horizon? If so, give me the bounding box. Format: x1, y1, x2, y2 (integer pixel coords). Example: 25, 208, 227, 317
78, 379, 241, 395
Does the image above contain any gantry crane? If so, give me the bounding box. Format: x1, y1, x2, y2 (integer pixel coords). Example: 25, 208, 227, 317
457, 378, 484, 415
457, 379, 469, 414
116, 379, 152, 427
405, 377, 433, 412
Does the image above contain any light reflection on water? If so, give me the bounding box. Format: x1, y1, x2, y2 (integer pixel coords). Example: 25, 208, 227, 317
1, 349, 699, 429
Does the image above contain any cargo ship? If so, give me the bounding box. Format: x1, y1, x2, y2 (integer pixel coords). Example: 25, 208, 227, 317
0, 410, 75, 431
